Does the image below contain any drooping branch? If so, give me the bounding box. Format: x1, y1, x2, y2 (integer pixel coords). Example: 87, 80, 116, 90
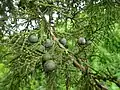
49, 24, 120, 88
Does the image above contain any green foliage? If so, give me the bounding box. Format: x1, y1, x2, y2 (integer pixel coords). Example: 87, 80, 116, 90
0, 0, 120, 90
0, 63, 9, 79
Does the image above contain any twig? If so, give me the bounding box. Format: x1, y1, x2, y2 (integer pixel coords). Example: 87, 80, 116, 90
93, 77, 108, 90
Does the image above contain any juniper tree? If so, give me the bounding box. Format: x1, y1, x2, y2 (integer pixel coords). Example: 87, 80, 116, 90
0, 0, 120, 90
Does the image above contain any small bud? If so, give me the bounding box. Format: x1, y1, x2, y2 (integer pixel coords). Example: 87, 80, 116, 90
59, 38, 66, 46
44, 39, 53, 48
78, 37, 86, 45
44, 60, 56, 72
28, 34, 38, 43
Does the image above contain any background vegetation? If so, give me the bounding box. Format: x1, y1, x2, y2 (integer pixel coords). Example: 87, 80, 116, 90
0, 0, 120, 90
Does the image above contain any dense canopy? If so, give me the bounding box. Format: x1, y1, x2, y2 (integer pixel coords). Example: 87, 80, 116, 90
0, 0, 120, 90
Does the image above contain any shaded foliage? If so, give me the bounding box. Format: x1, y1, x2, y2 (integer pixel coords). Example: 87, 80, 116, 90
0, 0, 120, 90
